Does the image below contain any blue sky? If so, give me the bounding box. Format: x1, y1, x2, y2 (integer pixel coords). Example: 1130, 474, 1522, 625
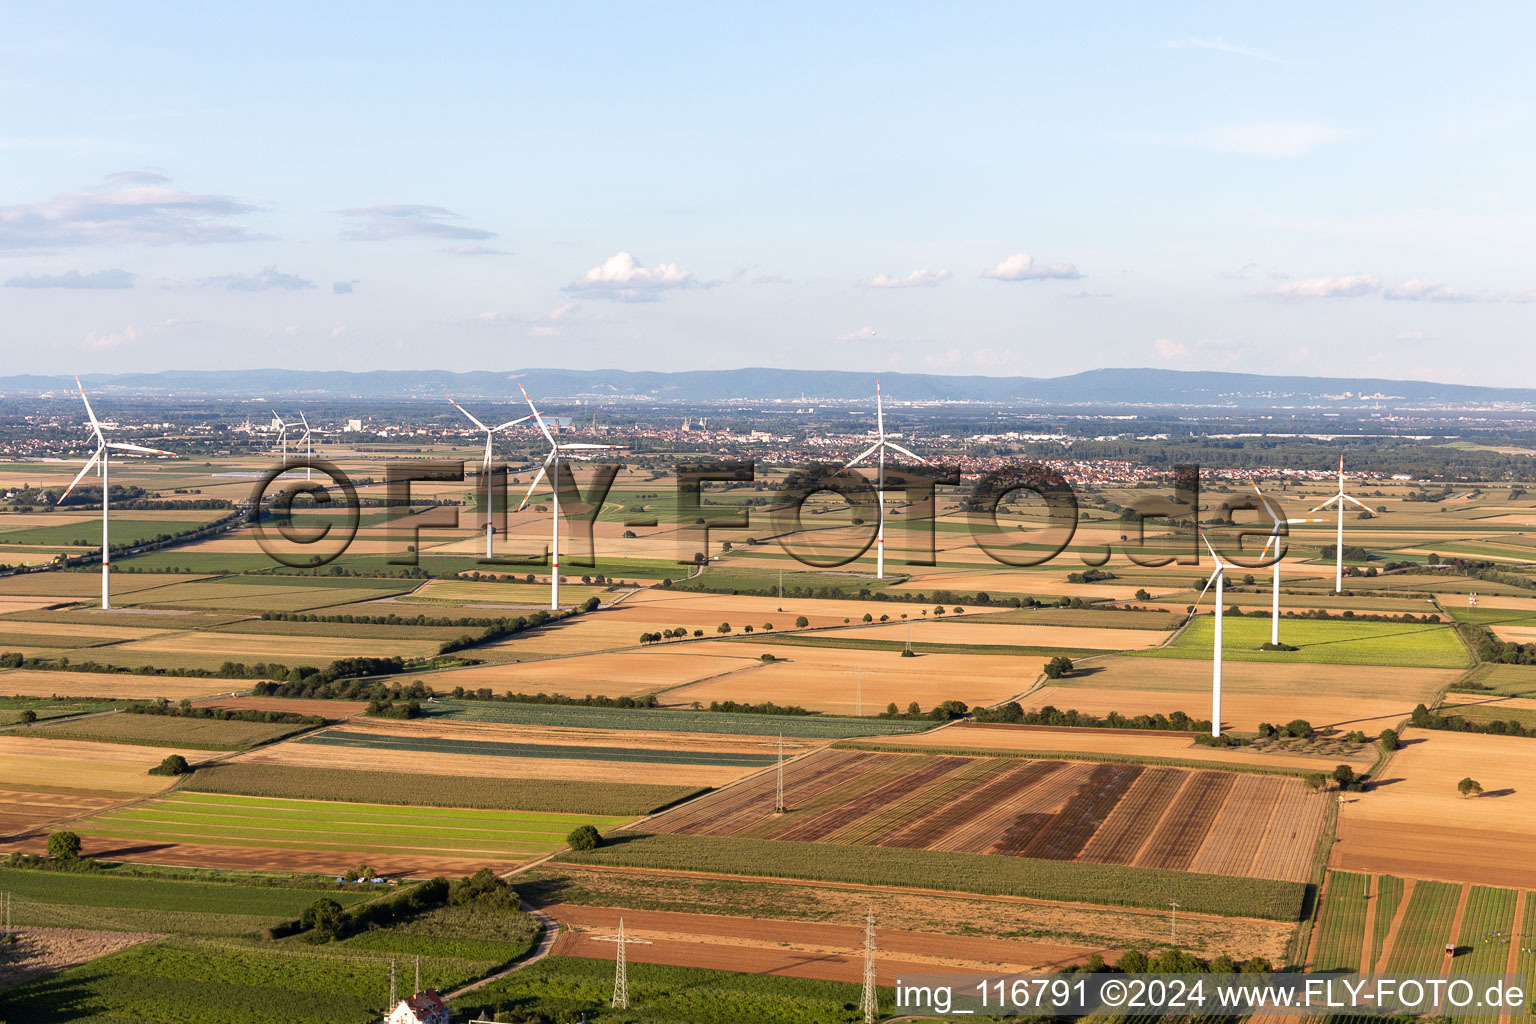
2, 2, 1533, 382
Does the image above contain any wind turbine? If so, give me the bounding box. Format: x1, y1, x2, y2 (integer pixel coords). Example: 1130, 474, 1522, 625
297, 412, 313, 482
447, 396, 531, 558
1253, 483, 1325, 647
58, 376, 177, 610
270, 410, 291, 469
1310, 456, 1369, 592
516, 385, 628, 610
1188, 534, 1230, 738
843, 381, 931, 579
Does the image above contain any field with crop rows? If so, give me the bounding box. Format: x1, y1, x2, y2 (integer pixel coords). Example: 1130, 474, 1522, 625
182, 762, 701, 816
79, 792, 628, 862
428, 699, 931, 738
1312, 871, 1368, 971
1384, 880, 1463, 973
1150, 616, 1469, 668
27, 712, 315, 750
644, 748, 1326, 882
294, 727, 780, 767
1371, 875, 1405, 970
1450, 884, 1518, 1024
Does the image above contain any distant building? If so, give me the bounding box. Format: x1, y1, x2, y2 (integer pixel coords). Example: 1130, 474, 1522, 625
345, 418, 363, 432
386, 989, 451, 1024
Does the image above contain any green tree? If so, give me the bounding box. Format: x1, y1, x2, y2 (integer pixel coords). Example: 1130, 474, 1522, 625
1379, 728, 1400, 751
567, 824, 602, 851
716, 622, 731, 634
18, 709, 36, 724
794, 615, 809, 628
1458, 776, 1483, 798
1043, 655, 1074, 679
301, 897, 346, 941
151, 753, 191, 776
47, 830, 82, 861
1302, 772, 1327, 791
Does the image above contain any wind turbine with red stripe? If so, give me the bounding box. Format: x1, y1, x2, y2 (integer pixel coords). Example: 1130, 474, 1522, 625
447, 396, 531, 558
57, 376, 177, 610
515, 385, 627, 610
843, 381, 931, 579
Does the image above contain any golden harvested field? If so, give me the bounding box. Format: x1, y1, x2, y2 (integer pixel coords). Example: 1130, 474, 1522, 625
0, 619, 163, 642
1489, 624, 1536, 644
817, 620, 1164, 650
874, 722, 1377, 772
0, 736, 195, 797
0, 573, 214, 598
1047, 655, 1460, 703
1334, 730, 1536, 886
337, 716, 804, 756
616, 588, 984, 626
1023, 684, 1415, 736
664, 640, 1038, 713
0, 669, 238, 700
0, 597, 72, 614
430, 647, 761, 698
108, 631, 442, 661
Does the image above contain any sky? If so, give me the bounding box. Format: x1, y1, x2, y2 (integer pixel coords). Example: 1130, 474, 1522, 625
2, 2, 1534, 384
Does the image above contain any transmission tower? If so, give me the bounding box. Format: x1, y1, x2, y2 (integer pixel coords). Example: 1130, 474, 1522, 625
414, 955, 421, 994
774, 732, 786, 813
388, 958, 397, 1008
860, 907, 878, 1024
592, 917, 651, 1009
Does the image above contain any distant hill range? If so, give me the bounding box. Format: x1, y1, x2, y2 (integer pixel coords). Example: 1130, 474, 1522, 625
4, 367, 1534, 408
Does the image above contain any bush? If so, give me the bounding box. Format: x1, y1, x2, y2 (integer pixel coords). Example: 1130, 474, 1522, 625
149, 754, 192, 776
19, 709, 36, 724
1043, 655, 1074, 679
1458, 776, 1483, 798
301, 897, 346, 941
47, 831, 82, 861
1379, 728, 1400, 751
567, 824, 602, 851
794, 615, 809, 628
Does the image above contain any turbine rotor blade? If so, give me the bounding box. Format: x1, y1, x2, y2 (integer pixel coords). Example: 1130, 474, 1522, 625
875, 381, 884, 439
843, 442, 881, 469
447, 397, 489, 433
58, 448, 103, 504
884, 441, 931, 465
516, 453, 554, 511
519, 385, 556, 444
75, 376, 104, 442
556, 443, 628, 450
106, 442, 176, 456
1342, 494, 1371, 510
492, 415, 533, 432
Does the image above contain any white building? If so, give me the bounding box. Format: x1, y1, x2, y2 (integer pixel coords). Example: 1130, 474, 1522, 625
386, 989, 451, 1024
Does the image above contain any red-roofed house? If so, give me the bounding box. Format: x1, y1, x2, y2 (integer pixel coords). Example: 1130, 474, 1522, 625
386, 988, 451, 1024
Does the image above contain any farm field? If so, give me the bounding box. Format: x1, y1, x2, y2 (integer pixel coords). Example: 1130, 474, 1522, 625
0, 667, 239, 701
1149, 615, 1469, 668
181, 762, 700, 815
1311, 871, 1368, 972
871, 722, 1378, 772
0, 735, 194, 798
644, 748, 1327, 882
1335, 730, 1536, 887
24, 711, 316, 750
427, 698, 932, 738
72, 791, 628, 875
1045, 654, 1460, 704
1383, 880, 1463, 973
1020, 683, 1413, 736
295, 724, 783, 767
816, 618, 1164, 650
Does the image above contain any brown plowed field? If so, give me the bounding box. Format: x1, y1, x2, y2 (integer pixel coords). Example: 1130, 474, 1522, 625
548, 903, 1104, 980
647, 748, 1326, 882
0, 786, 123, 837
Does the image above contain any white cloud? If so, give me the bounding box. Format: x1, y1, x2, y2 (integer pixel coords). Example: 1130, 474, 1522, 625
82, 317, 191, 352
565, 251, 694, 302
865, 268, 950, 288
1382, 279, 1474, 302
441, 242, 510, 256
200, 266, 315, 292
981, 253, 1082, 281
1154, 338, 1188, 359
332, 279, 358, 294
339, 204, 496, 242
6, 268, 135, 289
0, 175, 262, 249
1166, 37, 1284, 63
1252, 274, 1381, 299
837, 326, 879, 341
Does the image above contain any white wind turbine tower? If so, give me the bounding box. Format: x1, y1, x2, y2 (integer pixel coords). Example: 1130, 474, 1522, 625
515, 385, 628, 610
1310, 456, 1369, 592
447, 396, 531, 558
296, 412, 314, 481
270, 410, 291, 468
58, 376, 177, 610
1187, 534, 1230, 738
843, 381, 931, 579
1254, 483, 1325, 647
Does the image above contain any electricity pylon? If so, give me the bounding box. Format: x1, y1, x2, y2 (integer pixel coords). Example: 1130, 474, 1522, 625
774, 732, 786, 813
592, 917, 651, 1009
860, 907, 878, 1024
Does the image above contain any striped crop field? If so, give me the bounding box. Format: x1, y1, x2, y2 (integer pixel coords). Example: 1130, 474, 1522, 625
645, 748, 1328, 882
1384, 880, 1463, 974
80, 792, 629, 860
428, 699, 931, 738
1371, 875, 1405, 970
1314, 871, 1369, 972
1450, 885, 1520, 1024
295, 729, 779, 767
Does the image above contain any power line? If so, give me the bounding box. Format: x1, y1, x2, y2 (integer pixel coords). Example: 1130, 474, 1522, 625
860, 907, 878, 1024
774, 731, 786, 814
591, 917, 651, 1009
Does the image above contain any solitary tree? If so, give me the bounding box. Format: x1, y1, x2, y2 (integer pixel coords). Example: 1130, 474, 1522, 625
150, 754, 191, 776
716, 622, 731, 634
19, 708, 36, 723
1043, 656, 1074, 679
1379, 728, 1400, 751
47, 830, 82, 861
567, 824, 602, 850
1332, 764, 1357, 790
1458, 777, 1483, 798
794, 615, 809, 628
301, 897, 346, 941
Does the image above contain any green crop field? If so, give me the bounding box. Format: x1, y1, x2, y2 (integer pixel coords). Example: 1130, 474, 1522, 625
0, 695, 128, 724
1384, 880, 1463, 973
0, 939, 494, 1024
181, 762, 699, 816
0, 866, 374, 936
1451, 664, 1536, 697
82, 792, 629, 859
459, 955, 883, 1024
1371, 875, 1405, 970
0, 516, 222, 548
428, 699, 932, 738
1146, 615, 1469, 668
963, 608, 1182, 629
26, 713, 316, 750
296, 729, 779, 767
734, 633, 1100, 659
561, 832, 1308, 920
1313, 871, 1368, 972
1450, 885, 1518, 1024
